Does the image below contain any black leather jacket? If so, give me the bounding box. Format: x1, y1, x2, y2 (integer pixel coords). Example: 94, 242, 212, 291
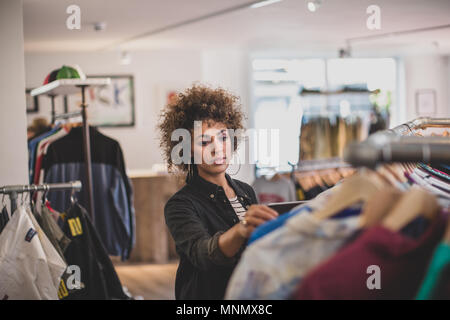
164, 173, 258, 300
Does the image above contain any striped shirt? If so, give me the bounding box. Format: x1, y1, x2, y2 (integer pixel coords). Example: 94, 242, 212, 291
228, 196, 247, 221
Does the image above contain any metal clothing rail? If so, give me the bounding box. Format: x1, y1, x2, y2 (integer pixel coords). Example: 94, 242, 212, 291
0, 181, 82, 215
389, 117, 450, 136
53, 111, 82, 121
344, 117, 450, 167
296, 157, 351, 172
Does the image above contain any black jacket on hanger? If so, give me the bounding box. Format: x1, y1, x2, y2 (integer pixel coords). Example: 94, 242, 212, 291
60, 203, 129, 300
42, 126, 135, 261
164, 173, 258, 300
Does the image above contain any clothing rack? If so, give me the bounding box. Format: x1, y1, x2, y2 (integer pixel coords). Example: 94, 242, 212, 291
0, 181, 82, 215
31, 79, 110, 220
344, 117, 450, 167
390, 117, 450, 136
296, 158, 351, 172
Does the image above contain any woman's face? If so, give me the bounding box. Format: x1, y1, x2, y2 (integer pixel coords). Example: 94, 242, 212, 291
192, 121, 232, 175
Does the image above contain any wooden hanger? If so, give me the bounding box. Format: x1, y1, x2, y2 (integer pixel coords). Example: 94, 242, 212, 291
358, 187, 402, 228
331, 169, 343, 184
311, 170, 388, 221
311, 171, 325, 188
385, 164, 407, 183
382, 186, 440, 232
375, 166, 396, 186
320, 170, 335, 186
297, 174, 313, 191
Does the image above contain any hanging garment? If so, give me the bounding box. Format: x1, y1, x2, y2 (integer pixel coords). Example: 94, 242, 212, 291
304, 185, 325, 200
28, 126, 60, 183
42, 126, 135, 260
33, 126, 69, 185
418, 163, 450, 183
44, 201, 63, 224
248, 206, 313, 245
416, 241, 450, 300
314, 117, 332, 159
0, 207, 9, 234
435, 164, 450, 176
252, 176, 296, 204
33, 204, 71, 262
293, 213, 446, 300
60, 203, 129, 300
406, 172, 450, 208
0, 206, 66, 300
414, 168, 450, 194
248, 186, 342, 245
225, 214, 360, 300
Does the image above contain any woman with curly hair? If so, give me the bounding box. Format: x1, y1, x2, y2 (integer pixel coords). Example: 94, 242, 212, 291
158, 85, 278, 300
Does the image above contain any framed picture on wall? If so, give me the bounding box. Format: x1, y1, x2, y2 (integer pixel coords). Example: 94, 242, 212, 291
26, 88, 39, 113
68, 75, 136, 127
415, 89, 437, 116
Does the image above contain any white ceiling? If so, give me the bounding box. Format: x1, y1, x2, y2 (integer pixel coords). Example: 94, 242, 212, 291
23, 0, 450, 55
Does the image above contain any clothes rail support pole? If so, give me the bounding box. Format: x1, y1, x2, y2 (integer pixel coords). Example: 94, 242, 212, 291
50, 94, 56, 124
80, 85, 95, 221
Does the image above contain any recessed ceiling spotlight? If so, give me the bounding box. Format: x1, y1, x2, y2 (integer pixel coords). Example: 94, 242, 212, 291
120, 51, 131, 65
307, 0, 322, 12
94, 22, 107, 32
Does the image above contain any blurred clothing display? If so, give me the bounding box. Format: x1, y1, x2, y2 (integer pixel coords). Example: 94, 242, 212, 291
299, 114, 365, 161
252, 174, 296, 204
293, 167, 356, 201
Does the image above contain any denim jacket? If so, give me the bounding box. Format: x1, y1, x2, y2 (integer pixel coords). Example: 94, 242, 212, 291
164, 173, 258, 300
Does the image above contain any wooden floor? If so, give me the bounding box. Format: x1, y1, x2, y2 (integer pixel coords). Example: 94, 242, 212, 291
115, 262, 178, 300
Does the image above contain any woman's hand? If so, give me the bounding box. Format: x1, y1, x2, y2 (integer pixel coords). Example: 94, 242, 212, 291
238, 205, 279, 238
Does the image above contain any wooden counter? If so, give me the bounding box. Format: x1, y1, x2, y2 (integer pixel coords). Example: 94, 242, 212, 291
127, 174, 183, 263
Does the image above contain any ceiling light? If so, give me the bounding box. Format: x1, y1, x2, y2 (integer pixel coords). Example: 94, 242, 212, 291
120, 51, 131, 65
94, 22, 107, 32
307, 0, 322, 12
250, 0, 283, 9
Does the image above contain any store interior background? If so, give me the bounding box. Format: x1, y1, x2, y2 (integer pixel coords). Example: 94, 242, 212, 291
1, 0, 450, 299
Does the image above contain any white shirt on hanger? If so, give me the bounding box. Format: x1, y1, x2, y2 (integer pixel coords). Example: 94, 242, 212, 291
0, 206, 66, 300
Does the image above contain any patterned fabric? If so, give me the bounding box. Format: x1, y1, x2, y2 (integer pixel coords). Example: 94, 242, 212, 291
225, 213, 360, 300
228, 196, 247, 221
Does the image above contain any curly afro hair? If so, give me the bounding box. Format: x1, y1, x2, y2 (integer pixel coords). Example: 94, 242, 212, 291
157, 84, 246, 173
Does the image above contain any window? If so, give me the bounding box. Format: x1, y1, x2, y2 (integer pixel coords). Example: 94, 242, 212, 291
251, 57, 397, 173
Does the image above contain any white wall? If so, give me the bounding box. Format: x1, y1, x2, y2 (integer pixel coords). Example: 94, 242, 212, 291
0, 0, 29, 186
201, 50, 254, 184
403, 55, 450, 121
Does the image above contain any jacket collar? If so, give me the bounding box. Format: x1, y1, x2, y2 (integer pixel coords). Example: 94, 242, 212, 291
187, 172, 251, 203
